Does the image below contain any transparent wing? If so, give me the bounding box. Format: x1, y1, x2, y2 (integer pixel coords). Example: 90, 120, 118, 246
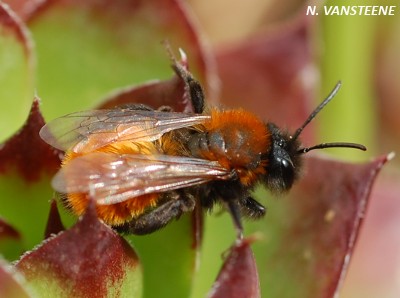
40, 109, 210, 153
52, 152, 232, 205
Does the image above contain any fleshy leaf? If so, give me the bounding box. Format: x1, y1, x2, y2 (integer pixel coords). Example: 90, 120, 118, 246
0, 98, 62, 250
4, 0, 48, 21
0, 218, 23, 260
0, 259, 31, 298
27, 0, 216, 119
0, 2, 35, 141
376, 15, 400, 165
127, 213, 197, 298
0, 98, 61, 182
98, 77, 185, 110
99, 51, 198, 112
215, 16, 315, 142
249, 153, 392, 297
16, 201, 142, 297
0, 218, 20, 240
44, 199, 65, 239
208, 238, 260, 298
340, 170, 400, 297
194, 154, 389, 297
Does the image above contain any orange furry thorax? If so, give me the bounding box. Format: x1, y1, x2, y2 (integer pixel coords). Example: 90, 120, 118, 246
195, 108, 271, 186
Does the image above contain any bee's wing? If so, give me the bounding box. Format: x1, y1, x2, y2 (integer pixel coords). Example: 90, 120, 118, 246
40, 109, 210, 153
52, 152, 232, 205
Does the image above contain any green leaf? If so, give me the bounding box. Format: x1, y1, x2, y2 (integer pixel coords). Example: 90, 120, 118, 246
27, 0, 214, 119
0, 219, 23, 261
0, 99, 61, 252
128, 214, 197, 298
0, 3, 35, 141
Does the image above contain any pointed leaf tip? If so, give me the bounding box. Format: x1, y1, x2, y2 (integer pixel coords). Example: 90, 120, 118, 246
0, 98, 61, 182
208, 237, 260, 298
0, 218, 21, 241
44, 199, 65, 239
0, 218, 24, 260
16, 199, 142, 297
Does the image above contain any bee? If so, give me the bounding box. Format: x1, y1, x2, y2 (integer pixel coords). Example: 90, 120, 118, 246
40, 57, 366, 238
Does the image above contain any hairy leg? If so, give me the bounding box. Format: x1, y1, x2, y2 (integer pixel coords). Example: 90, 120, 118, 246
122, 195, 196, 235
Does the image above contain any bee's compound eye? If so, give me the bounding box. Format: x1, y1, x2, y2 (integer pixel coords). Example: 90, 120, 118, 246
278, 157, 293, 169
264, 154, 296, 193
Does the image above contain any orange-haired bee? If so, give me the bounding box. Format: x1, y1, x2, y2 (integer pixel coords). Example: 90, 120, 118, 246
40, 56, 366, 238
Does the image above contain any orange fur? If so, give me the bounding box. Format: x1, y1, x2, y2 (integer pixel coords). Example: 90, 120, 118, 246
159, 131, 186, 156
202, 108, 270, 186
63, 140, 162, 226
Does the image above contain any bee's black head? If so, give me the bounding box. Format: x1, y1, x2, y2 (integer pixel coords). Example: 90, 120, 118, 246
261, 82, 367, 193
263, 123, 302, 193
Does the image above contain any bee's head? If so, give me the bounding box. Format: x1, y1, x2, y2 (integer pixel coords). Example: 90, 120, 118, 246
263, 123, 302, 193
262, 82, 366, 193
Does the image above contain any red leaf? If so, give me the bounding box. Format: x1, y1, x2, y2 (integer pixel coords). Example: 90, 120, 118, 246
0, 218, 20, 241
0, 99, 61, 182
208, 237, 260, 298
99, 51, 197, 112
3, 0, 48, 21
253, 153, 392, 297
0, 260, 30, 298
16, 200, 141, 297
99, 77, 184, 110
44, 199, 65, 239
0, 218, 23, 260
340, 170, 400, 297
0, 2, 33, 55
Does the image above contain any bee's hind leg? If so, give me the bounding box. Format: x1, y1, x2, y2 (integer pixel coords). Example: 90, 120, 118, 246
165, 45, 205, 114
119, 193, 196, 235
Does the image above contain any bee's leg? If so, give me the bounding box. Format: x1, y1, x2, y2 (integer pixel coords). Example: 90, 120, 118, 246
168, 52, 205, 114
226, 197, 266, 240
239, 196, 267, 219
226, 200, 244, 240
124, 194, 196, 235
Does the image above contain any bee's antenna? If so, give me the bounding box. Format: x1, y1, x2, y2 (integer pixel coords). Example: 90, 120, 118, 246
291, 81, 367, 154
297, 142, 366, 154
291, 81, 342, 142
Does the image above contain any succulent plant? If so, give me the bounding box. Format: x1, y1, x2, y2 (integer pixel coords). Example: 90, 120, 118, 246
0, 1, 397, 297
